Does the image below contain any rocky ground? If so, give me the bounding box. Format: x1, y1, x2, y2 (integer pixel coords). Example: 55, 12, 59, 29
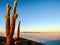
0, 36, 45, 45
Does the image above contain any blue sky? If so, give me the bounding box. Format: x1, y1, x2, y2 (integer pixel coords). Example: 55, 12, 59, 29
0, 0, 60, 32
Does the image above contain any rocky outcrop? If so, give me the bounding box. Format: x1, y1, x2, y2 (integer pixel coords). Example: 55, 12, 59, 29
0, 37, 45, 45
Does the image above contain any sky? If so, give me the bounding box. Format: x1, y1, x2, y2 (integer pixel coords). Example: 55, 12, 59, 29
0, 0, 60, 32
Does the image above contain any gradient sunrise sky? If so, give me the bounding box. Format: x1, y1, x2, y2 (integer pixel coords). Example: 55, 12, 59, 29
0, 0, 60, 32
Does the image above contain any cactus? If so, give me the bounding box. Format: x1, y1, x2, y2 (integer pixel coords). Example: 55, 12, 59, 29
5, 1, 18, 45
9, 1, 18, 38
5, 4, 11, 36
17, 21, 20, 39
5, 4, 11, 45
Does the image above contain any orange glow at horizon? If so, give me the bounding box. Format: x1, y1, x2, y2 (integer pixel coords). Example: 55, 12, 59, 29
21, 29, 60, 32
0, 28, 60, 33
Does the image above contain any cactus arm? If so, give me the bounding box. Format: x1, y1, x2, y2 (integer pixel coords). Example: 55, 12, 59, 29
14, 13, 18, 20
5, 4, 11, 36
12, 1, 17, 16
10, 1, 18, 38
17, 21, 20, 39
5, 4, 11, 45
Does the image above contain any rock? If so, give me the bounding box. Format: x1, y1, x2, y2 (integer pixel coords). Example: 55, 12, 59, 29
0, 37, 45, 45
0, 36, 6, 43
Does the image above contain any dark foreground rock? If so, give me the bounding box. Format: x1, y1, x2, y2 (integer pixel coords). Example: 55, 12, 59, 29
0, 36, 6, 43
0, 36, 45, 45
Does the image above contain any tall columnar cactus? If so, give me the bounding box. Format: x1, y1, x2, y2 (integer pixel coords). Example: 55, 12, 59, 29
17, 21, 20, 39
5, 4, 11, 45
5, 4, 11, 36
9, 1, 18, 38
5, 1, 18, 45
